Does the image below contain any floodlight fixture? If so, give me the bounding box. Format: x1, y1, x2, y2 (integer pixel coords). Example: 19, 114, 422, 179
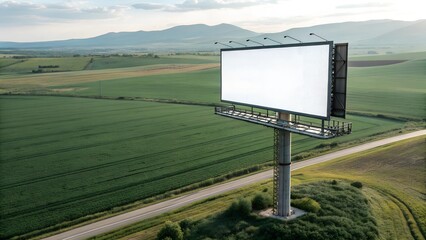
246, 39, 265, 46
309, 33, 328, 41
228, 40, 247, 47
263, 37, 282, 45
283, 35, 302, 43
214, 41, 233, 48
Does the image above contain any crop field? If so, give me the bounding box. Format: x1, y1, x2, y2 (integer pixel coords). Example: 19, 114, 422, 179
348, 59, 426, 120
0, 57, 92, 74
349, 60, 406, 67
0, 95, 403, 238
92, 136, 425, 240
1, 52, 425, 121
57, 68, 221, 103
39, 52, 425, 120
0, 51, 424, 238
0, 58, 23, 68
87, 55, 218, 70
0, 54, 219, 75
0, 64, 218, 94
350, 51, 426, 61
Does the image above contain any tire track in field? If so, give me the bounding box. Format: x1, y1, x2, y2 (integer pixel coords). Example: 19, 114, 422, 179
0, 106, 205, 144
1, 146, 270, 219
0, 98, 172, 125
1, 115, 220, 164
95, 136, 272, 184
0, 127, 264, 190
2, 101, 206, 143
0, 104, 161, 130
375, 188, 425, 240
1, 105, 209, 146
0, 104, 148, 127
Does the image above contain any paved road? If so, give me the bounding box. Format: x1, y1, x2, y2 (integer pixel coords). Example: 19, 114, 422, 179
44, 130, 426, 240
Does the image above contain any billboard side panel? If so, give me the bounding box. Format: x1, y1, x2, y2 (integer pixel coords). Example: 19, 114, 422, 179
331, 43, 349, 118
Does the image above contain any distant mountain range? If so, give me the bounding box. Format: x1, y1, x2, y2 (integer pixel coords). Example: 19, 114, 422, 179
1, 19, 425, 53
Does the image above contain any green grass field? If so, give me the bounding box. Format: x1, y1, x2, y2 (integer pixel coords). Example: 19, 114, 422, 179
92, 136, 425, 240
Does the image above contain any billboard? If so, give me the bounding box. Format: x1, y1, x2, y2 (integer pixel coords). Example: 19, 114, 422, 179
221, 42, 333, 119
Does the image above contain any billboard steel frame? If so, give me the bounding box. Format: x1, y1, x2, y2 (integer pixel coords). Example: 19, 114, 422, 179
215, 41, 351, 218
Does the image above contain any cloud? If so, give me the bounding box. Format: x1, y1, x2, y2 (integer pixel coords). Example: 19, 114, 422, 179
132, 0, 277, 12
132, 3, 167, 10
0, 1, 127, 26
336, 2, 392, 9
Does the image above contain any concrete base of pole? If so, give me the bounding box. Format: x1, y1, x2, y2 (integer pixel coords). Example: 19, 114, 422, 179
259, 207, 306, 221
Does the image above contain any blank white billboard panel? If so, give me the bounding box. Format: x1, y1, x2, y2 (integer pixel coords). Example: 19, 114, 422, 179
221, 43, 332, 119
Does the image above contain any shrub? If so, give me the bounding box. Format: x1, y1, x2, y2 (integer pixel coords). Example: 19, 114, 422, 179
157, 221, 183, 240
251, 193, 272, 210
179, 219, 193, 230
331, 180, 338, 185
179, 219, 193, 238
292, 197, 321, 213
238, 198, 252, 216
351, 181, 363, 189
227, 198, 252, 217
234, 220, 250, 231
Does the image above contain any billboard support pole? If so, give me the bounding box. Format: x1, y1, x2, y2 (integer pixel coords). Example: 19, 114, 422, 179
277, 112, 292, 217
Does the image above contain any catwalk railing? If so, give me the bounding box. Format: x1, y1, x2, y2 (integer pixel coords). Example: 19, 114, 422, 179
214, 106, 352, 139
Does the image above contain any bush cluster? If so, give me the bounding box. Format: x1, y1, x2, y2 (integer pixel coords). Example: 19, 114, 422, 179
291, 197, 321, 213
351, 181, 363, 189
251, 193, 272, 210
227, 198, 252, 218
156, 221, 183, 240
164, 181, 378, 240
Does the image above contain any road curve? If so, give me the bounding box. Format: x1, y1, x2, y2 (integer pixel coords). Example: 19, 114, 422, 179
43, 130, 426, 240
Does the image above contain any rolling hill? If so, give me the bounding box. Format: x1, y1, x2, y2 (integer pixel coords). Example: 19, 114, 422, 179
0, 20, 425, 52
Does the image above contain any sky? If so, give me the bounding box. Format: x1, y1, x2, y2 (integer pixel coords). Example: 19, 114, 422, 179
0, 0, 424, 42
